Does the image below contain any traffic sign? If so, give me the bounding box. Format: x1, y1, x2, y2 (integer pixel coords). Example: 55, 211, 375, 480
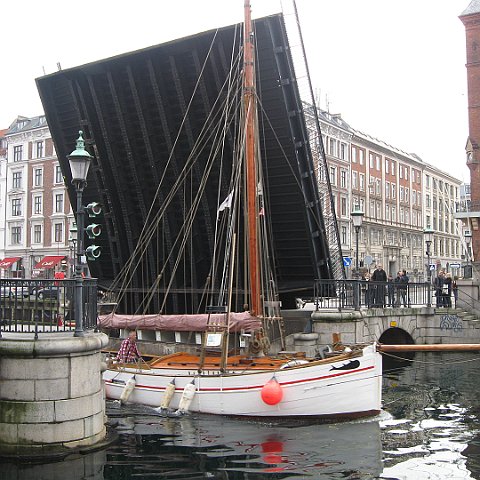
343, 257, 352, 267
429, 264, 436, 271
449, 263, 461, 268
364, 255, 373, 266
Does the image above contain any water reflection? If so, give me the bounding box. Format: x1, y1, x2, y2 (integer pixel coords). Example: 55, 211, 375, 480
105, 402, 383, 479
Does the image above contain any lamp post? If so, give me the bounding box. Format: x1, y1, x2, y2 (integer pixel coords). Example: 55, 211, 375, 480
351, 205, 364, 278
67, 131, 93, 337
424, 227, 434, 282
465, 230, 472, 265
68, 222, 78, 279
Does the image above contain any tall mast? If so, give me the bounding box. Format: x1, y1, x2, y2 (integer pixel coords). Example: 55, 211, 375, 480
244, 0, 261, 316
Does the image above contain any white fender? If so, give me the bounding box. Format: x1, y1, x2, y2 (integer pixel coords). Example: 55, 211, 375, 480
159, 379, 176, 410
175, 381, 196, 414
280, 359, 309, 369
120, 376, 136, 404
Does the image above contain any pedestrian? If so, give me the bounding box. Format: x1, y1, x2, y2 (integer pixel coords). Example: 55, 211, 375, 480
444, 273, 453, 308
402, 269, 410, 307
363, 272, 373, 308
387, 275, 395, 307
371, 264, 387, 307
434, 271, 445, 307
398, 270, 409, 307
116, 330, 141, 363
393, 271, 402, 307
452, 275, 459, 307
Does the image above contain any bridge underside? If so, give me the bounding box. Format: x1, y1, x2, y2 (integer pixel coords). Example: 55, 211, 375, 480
36, 14, 333, 313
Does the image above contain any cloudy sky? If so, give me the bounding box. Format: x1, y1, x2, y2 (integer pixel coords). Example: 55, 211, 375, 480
0, 0, 471, 181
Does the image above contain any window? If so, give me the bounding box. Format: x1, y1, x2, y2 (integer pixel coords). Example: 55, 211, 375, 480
35, 141, 44, 158
392, 184, 396, 199
359, 149, 364, 165
340, 143, 346, 160
376, 179, 381, 195
399, 165, 403, 179
329, 166, 336, 185
34, 168, 43, 187
33, 225, 42, 244
376, 156, 380, 171
11, 226, 21, 244
426, 194, 431, 208
385, 181, 390, 198
12, 171, 22, 189
54, 223, 63, 243
392, 206, 396, 222
34, 195, 42, 215
391, 160, 395, 175
352, 171, 358, 189
405, 168, 408, 181
386, 204, 390, 220
11, 199, 21, 216
385, 159, 389, 174
55, 165, 63, 184
369, 153, 374, 169
341, 197, 347, 216
13, 145, 23, 162
55, 193, 64, 213
351, 147, 357, 163
359, 173, 365, 191
341, 225, 347, 244
426, 175, 430, 188
340, 169, 347, 188
405, 188, 409, 203
329, 138, 336, 157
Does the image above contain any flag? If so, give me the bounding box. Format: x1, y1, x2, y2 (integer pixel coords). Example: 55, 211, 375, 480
218, 191, 233, 212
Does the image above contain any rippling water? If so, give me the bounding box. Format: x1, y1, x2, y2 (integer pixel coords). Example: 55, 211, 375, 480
4, 352, 480, 479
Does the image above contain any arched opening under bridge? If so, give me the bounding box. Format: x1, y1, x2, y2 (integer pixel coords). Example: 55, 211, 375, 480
379, 327, 415, 371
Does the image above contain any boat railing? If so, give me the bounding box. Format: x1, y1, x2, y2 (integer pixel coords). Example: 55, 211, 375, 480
311, 279, 433, 311
0, 278, 98, 337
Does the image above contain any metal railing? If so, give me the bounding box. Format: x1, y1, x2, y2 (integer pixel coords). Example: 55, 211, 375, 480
310, 279, 433, 311
0, 278, 98, 337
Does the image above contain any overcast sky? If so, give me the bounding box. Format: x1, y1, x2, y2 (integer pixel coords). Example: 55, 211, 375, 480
0, 0, 471, 181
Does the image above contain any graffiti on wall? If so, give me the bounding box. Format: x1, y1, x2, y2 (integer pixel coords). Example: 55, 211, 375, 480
440, 315, 463, 333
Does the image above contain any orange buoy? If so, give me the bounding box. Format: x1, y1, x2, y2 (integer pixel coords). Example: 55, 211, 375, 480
261, 377, 283, 405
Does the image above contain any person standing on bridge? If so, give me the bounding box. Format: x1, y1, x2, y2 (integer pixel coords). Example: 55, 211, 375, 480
371, 264, 387, 307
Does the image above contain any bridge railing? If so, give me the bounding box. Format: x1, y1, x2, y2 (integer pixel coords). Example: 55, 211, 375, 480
311, 279, 433, 311
0, 278, 98, 337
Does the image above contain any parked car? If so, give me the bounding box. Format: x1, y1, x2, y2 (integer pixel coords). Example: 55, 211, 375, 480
0, 286, 12, 298
35, 286, 60, 300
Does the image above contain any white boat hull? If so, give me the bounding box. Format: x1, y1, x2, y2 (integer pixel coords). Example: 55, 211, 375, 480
104, 344, 382, 419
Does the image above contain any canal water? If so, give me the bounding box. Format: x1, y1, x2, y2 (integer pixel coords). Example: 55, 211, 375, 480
4, 352, 480, 479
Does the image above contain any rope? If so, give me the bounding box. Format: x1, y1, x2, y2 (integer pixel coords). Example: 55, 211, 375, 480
380, 350, 480, 365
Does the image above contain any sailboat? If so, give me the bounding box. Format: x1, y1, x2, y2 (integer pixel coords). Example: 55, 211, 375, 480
102, 1, 382, 419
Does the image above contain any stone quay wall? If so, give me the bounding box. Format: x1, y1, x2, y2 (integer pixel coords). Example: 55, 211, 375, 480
287, 307, 480, 356
0, 332, 109, 456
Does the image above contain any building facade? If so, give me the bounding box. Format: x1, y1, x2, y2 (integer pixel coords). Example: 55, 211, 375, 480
318, 110, 463, 280
1, 116, 75, 278
459, 2, 480, 269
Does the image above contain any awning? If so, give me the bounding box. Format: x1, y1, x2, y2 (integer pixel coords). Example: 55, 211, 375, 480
34, 255, 66, 269
0, 257, 21, 269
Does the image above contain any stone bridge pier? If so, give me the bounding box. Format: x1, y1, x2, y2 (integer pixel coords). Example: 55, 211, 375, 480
0, 332, 109, 457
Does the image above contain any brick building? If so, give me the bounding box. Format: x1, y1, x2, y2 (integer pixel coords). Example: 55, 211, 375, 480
0, 116, 75, 278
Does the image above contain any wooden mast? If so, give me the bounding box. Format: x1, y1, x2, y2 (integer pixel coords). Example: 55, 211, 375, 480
244, 0, 261, 317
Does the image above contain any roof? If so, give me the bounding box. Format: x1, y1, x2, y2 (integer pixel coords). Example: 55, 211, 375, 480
6, 115, 47, 135
461, 0, 480, 16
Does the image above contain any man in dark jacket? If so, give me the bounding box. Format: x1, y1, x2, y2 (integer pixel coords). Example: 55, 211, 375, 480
371, 264, 387, 307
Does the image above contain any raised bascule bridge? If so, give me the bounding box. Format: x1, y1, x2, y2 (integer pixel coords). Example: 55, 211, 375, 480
36, 13, 342, 314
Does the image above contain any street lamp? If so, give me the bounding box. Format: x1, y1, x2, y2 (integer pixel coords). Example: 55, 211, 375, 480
424, 227, 434, 282
351, 205, 364, 278
68, 222, 78, 279
465, 230, 472, 265
67, 131, 93, 337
